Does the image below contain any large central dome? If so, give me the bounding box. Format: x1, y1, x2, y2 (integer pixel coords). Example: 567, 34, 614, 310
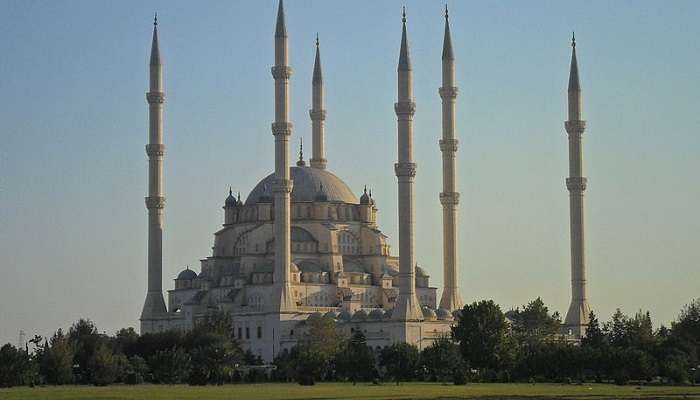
245, 167, 358, 205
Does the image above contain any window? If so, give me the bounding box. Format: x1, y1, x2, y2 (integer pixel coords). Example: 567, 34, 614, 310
290, 329, 294, 336
245, 327, 250, 339
257, 326, 262, 339
238, 327, 242, 339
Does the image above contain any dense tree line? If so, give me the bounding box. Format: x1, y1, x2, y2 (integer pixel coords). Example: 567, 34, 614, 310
1, 299, 698, 387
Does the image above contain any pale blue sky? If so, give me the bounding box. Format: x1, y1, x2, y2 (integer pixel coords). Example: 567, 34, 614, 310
1, 0, 698, 345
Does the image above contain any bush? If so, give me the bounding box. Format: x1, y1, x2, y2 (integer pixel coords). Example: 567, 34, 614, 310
452, 367, 467, 385
148, 347, 191, 384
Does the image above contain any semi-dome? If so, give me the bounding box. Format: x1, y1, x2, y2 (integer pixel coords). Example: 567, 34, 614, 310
176, 268, 197, 280
246, 167, 358, 205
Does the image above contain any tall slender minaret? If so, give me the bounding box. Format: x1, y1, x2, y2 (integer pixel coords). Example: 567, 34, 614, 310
392, 8, 423, 322
438, 7, 463, 311
271, 0, 295, 312
563, 33, 591, 336
309, 34, 327, 170
141, 14, 168, 328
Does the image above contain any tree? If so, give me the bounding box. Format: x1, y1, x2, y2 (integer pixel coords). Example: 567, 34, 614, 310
671, 298, 700, 366
188, 332, 242, 385
0, 344, 36, 387
336, 331, 376, 383
90, 343, 118, 386
68, 319, 101, 383
509, 297, 562, 341
148, 347, 191, 384
452, 300, 512, 371
379, 343, 421, 384
582, 311, 605, 348
421, 335, 465, 383
41, 329, 74, 385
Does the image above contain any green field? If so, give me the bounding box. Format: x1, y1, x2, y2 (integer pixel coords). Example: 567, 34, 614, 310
2, 383, 700, 400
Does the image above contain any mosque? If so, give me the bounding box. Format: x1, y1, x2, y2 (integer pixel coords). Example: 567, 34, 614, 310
139, 1, 591, 361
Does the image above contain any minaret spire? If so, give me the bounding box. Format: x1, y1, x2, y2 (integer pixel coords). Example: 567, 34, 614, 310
393, 8, 422, 322
271, 0, 295, 312
563, 34, 590, 337
438, 5, 463, 311
441, 6, 454, 61
141, 15, 168, 331
310, 34, 327, 169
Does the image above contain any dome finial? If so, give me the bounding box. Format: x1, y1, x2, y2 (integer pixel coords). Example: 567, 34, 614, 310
364, 185, 367, 194
229, 186, 233, 196
237, 192, 241, 202
297, 138, 306, 166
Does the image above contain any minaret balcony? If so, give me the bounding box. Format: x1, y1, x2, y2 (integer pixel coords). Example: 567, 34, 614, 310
271, 66, 293, 79
565, 120, 586, 134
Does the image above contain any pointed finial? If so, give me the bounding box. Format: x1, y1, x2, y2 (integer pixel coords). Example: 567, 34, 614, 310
150, 14, 161, 66
237, 192, 241, 202
398, 7, 411, 71
364, 185, 367, 194
369, 189, 372, 197
568, 32, 580, 92
229, 186, 233, 196
313, 34, 323, 83
445, 4, 449, 20
442, 4, 454, 61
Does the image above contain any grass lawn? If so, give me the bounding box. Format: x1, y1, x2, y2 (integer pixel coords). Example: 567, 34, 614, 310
2, 382, 700, 400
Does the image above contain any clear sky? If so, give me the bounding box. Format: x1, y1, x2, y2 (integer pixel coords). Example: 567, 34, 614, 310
1, 0, 698, 345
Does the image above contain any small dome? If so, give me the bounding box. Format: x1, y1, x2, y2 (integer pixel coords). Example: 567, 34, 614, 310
452, 309, 462, 319
352, 309, 368, 321
224, 188, 237, 208
368, 309, 385, 320
323, 311, 339, 320
422, 307, 437, 321
338, 310, 352, 322
383, 309, 393, 319
308, 312, 323, 320
176, 268, 197, 280
415, 265, 428, 277
436, 308, 452, 320
290, 263, 300, 273
360, 186, 370, 205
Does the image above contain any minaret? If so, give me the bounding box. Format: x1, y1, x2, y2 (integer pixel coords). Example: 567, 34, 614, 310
271, 0, 295, 312
563, 33, 591, 336
309, 34, 327, 169
141, 14, 168, 328
392, 8, 422, 321
438, 6, 463, 311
